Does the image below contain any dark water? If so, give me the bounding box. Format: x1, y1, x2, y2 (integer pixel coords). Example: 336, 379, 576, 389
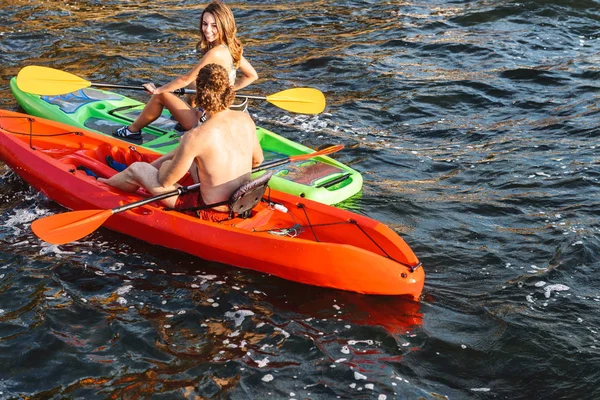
1, 0, 600, 398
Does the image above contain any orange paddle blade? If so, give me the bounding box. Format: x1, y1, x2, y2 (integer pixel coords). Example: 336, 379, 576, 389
288, 144, 344, 162
32, 209, 114, 245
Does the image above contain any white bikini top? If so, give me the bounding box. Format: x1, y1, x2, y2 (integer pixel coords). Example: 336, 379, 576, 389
221, 44, 236, 85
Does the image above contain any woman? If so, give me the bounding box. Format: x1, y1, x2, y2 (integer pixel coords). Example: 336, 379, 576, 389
114, 0, 258, 141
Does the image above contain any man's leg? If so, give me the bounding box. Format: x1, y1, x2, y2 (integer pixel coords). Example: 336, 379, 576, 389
98, 162, 179, 208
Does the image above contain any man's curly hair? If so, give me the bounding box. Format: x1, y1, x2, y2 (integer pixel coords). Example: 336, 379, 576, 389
195, 63, 235, 113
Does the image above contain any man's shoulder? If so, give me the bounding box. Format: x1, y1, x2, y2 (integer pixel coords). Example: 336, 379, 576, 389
194, 110, 253, 132
220, 109, 253, 123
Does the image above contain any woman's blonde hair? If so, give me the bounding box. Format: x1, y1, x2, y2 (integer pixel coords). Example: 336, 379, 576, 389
195, 63, 235, 113
196, 1, 243, 68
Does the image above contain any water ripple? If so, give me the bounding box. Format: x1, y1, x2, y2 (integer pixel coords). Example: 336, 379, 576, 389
1, 0, 600, 398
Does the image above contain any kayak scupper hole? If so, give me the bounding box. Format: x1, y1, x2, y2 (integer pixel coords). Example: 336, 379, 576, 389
94, 103, 107, 110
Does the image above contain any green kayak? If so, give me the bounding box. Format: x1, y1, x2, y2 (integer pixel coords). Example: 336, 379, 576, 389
10, 77, 362, 205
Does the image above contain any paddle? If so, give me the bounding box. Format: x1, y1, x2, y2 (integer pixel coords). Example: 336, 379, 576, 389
16, 66, 326, 114
31, 144, 344, 245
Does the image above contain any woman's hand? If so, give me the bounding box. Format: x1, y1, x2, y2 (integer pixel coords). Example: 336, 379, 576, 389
143, 82, 158, 94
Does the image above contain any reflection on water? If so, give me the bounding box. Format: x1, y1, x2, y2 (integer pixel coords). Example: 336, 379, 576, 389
1, 0, 600, 398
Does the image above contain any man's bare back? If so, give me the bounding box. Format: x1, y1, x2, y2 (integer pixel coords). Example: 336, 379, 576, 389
158, 109, 263, 206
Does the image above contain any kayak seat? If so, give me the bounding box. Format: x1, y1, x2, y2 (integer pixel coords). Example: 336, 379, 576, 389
94, 143, 150, 167
61, 151, 114, 179
228, 171, 274, 219
179, 171, 274, 220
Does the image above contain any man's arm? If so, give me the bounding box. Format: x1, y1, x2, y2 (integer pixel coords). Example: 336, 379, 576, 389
150, 148, 176, 169
157, 133, 200, 187
250, 121, 264, 168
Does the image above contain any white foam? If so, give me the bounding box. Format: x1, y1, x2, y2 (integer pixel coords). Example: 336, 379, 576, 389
354, 371, 367, 380
544, 284, 570, 298
274, 327, 290, 338
224, 309, 254, 326
5, 203, 51, 234
109, 263, 123, 271
116, 285, 133, 295
39, 245, 76, 256
526, 295, 535, 303
256, 357, 269, 368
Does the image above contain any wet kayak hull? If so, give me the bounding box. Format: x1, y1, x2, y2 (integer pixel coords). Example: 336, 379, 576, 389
0, 110, 423, 298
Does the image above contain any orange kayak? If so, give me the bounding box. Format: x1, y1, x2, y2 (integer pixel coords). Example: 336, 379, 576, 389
0, 110, 424, 299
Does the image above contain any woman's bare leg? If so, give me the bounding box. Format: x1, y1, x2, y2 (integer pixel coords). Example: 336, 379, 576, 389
128, 93, 200, 132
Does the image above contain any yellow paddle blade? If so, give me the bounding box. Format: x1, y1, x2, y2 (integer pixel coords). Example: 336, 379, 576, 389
266, 88, 326, 114
31, 209, 113, 245
16, 66, 91, 95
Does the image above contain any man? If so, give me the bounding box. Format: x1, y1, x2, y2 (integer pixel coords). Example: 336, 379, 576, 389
99, 63, 264, 221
